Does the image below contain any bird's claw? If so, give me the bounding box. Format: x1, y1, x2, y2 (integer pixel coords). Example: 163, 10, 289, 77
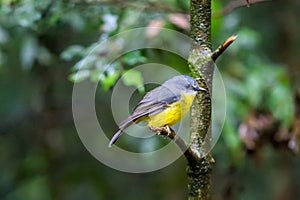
149, 125, 172, 137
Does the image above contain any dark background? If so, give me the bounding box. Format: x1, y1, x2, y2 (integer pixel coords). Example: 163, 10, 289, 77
1, 0, 300, 199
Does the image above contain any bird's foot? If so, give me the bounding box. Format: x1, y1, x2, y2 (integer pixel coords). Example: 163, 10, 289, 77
149, 126, 163, 135
149, 125, 172, 137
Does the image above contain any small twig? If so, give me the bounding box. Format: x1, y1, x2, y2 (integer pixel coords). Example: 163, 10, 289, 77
153, 126, 202, 163
213, 0, 272, 17
153, 126, 188, 152
211, 35, 237, 61
217, 0, 272, 16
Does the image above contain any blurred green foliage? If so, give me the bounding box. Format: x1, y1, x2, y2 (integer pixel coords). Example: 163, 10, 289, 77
1, 0, 300, 199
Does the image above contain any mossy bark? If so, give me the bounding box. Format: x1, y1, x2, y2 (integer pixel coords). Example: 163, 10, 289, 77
187, 0, 215, 199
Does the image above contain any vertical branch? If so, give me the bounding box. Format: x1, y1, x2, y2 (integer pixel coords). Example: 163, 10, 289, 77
187, 0, 215, 199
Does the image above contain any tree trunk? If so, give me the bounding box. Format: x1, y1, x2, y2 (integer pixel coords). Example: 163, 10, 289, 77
187, 0, 214, 199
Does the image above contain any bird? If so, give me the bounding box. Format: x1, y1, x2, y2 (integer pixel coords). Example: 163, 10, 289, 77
108, 75, 206, 147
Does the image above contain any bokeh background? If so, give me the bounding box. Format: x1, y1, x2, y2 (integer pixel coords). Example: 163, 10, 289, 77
1, 0, 300, 199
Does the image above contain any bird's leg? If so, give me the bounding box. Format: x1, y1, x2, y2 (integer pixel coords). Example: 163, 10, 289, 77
150, 125, 189, 153
164, 125, 172, 137
149, 126, 163, 135
148, 125, 173, 136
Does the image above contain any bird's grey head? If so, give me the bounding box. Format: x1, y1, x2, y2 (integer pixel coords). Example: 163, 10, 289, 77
165, 75, 206, 93
182, 75, 206, 92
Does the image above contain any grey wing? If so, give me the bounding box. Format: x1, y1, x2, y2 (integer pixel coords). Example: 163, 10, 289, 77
109, 85, 180, 147
130, 85, 181, 119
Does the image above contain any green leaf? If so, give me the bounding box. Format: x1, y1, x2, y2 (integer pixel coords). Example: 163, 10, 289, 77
102, 14, 118, 33
90, 69, 103, 83
246, 74, 264, 108
122, 51, 147, 66
69, 70, 90, 82
101, 71, 120, 91
73, 55, 97, 71
122, 69, 145, 93
268, 85, 293, 127
61, 45, 85, 61
14, 3, 41, 29
237, 28, 261, 50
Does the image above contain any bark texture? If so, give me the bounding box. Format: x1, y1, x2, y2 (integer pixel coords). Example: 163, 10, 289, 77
187, 0, 215, 199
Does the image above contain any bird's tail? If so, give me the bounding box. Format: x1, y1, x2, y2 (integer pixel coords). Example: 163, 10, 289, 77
108, 119, 134, 147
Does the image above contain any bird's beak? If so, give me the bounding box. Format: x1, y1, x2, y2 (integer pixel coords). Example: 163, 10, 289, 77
195, 85, 206, 92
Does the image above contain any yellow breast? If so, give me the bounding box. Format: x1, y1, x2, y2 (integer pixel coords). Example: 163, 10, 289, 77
146, 92, 196, 128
